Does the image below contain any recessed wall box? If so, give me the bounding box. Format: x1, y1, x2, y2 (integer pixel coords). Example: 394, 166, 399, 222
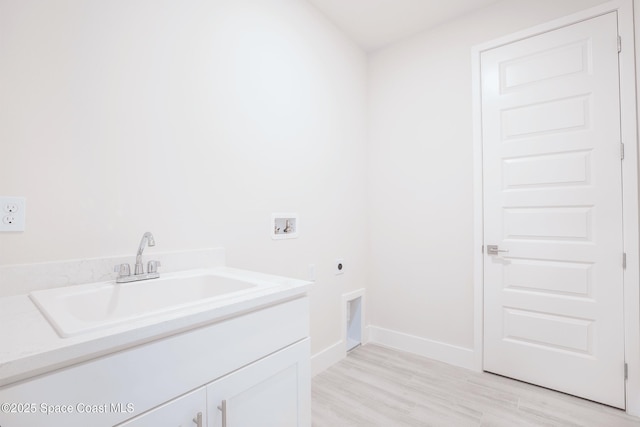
271, 213, 298, 240
343, 289, 365, 353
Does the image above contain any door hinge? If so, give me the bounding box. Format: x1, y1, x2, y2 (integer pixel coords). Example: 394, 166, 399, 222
625, 362, 628, 380
621, 142, 625, 160
623, 252, 627, 269
618, 35, 622, 53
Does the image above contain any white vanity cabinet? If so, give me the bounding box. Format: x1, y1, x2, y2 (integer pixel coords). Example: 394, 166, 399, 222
118, 339, 310, 427
0, 297, 310, 427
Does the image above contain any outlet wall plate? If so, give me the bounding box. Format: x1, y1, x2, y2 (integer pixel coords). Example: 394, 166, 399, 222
335, 258, 344, 275
0, 197, 26, 232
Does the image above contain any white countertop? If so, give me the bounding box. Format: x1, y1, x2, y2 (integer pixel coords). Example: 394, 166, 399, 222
0, 266, 310, 388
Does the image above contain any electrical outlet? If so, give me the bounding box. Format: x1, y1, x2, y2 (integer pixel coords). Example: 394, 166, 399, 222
0, 197, 25, 232
4, 203, 18, 213
335, 258, 344, 275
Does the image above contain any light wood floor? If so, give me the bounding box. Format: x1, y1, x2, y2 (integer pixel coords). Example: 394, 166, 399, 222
311, 344, 640, 426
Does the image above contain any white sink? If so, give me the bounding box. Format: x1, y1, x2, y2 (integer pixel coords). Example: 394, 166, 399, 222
29, 270, 265, 338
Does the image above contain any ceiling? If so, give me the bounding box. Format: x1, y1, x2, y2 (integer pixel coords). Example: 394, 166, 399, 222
307, 0, 501, 51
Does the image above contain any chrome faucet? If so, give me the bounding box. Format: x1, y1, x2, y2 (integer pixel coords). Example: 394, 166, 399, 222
114, 232, 161, 283
135, 232, 155, 274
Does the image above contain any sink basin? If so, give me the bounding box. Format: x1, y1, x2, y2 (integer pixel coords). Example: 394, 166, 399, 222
29, 271, 263, 338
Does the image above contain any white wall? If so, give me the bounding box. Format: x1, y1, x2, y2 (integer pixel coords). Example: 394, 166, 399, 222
4, 0, 636, 375
0, 0, 368, 357
367, 0, 612, 359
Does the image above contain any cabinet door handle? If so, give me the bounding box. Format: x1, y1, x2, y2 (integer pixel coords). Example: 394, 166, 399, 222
217, 400, 227, 427
192, 411, 203, 427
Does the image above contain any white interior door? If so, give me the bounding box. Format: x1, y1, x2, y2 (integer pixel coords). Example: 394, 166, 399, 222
482, 12, 625, 408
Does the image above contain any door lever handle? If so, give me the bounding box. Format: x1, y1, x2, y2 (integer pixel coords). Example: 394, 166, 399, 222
487, 245, 509, 255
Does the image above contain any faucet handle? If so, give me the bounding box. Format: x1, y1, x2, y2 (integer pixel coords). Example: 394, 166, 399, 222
147, 260, 161, 274
114, 263, 131, 277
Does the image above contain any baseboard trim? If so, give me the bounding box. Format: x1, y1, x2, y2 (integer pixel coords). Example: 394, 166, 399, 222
368, 325, 477, 371
311, 340, 346, 377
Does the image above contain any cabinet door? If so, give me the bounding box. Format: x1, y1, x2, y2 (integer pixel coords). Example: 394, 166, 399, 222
207, 338, 310, 427
117, 387, 206, 427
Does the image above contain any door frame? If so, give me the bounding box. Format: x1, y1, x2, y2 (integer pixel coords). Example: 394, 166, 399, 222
471, 0, 640, 415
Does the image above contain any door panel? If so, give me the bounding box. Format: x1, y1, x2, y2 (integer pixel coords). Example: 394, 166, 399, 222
207, 339, 310, 427
482, 12, 625, 408
503, 150, 591, 189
